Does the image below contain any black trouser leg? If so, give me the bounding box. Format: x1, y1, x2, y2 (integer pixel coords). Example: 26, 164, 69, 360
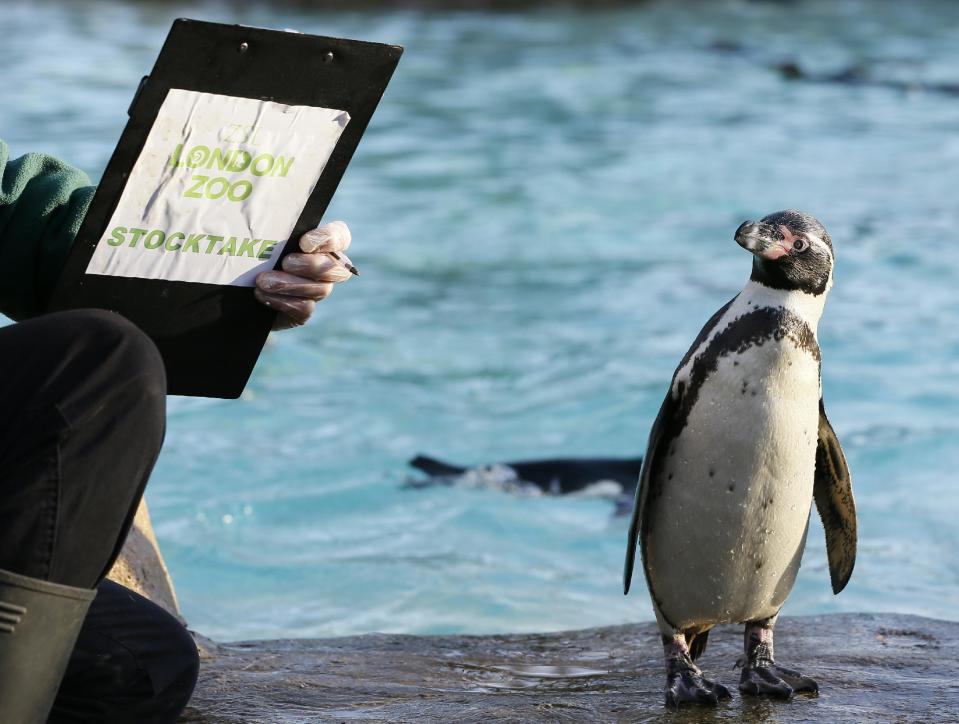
0, 310, 198, 722
50, 581, 200, 724
0, 309, 165, 588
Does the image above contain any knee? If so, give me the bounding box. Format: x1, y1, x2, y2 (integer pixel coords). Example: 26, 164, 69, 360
109, 605, 199, 721
58, 309, 166, 394
46, 309, 166, 428
158, 619, 200, 716
52, 592, 200, 723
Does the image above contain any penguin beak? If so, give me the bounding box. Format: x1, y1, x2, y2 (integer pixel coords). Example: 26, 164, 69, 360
735, 221, 791, 260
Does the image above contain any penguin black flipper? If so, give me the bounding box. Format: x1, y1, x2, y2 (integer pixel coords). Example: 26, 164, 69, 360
623, 296, 738, 596
813, 399, 857, 594
623, 390, 676, 595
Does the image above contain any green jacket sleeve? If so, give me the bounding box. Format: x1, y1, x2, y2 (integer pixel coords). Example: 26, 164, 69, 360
0, 139, 95, 321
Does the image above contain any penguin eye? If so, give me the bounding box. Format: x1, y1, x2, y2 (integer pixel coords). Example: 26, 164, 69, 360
792, 239, 808, 252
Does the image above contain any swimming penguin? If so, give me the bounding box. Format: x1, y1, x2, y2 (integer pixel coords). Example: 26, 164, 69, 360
623, 211, 857, 706
407, 454, 642, 499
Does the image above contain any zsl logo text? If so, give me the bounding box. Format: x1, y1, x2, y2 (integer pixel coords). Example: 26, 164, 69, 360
167, 125, 296, 203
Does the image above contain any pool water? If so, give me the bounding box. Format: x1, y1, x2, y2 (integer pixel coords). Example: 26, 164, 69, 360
2, 0, 958, 640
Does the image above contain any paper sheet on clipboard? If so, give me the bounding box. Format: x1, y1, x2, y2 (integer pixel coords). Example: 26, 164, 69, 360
86, 89, 349, 286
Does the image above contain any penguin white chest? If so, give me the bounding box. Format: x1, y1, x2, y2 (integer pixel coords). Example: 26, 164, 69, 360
646, 335, 821, 629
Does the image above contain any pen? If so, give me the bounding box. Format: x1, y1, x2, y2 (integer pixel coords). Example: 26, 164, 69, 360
327, 251, 359, 276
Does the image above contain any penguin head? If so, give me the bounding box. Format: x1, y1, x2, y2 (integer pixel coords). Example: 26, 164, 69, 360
734, 210, 834, 295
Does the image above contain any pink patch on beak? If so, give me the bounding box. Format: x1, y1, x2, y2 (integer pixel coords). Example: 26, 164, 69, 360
757, 224, 797, 260
759, 245, 790, 260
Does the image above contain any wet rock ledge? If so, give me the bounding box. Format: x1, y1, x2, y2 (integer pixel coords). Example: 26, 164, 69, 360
179, 613, 958, 723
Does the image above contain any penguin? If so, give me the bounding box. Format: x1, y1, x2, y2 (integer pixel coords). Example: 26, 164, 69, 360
623, 210, 857, 706
408, 454, 642, 497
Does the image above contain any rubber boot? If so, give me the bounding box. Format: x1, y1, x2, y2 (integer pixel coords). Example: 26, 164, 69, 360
0, 568, 96, 724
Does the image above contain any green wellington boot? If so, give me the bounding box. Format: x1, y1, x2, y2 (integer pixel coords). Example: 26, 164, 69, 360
0, 568, 96, 723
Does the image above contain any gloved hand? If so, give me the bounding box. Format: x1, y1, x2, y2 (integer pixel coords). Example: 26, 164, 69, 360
254, 220, 355, 330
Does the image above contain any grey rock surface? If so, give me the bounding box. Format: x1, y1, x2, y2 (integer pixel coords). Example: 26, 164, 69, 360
180, 613, 958, 723
107, 498, 183, 621
107, 498, 182, 620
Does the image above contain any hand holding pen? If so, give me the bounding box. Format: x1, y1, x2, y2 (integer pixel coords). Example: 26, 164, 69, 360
254, 220, 357, 330
298, 220, 359, 275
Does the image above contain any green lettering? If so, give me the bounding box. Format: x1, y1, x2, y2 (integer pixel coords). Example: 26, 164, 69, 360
222, 124, 242, 143
185, 175, 206, 199
143, 230, 165, 249
272, 156, 295, 177
168, 144, 184, 167
205, 177, 229, 200
238, 238, 258, 257
205, 235, 224, 254
208, 148, 235, 171
183, 234, 204, 253
108, 226, 127, 246
227, 150, 251, 173
165, 232, 185, 251
228, 180, 253, 202
251, 154, 274, 177
218, 237, 238, 256
257, 240, 278, 260
128, 228, 147, 248
186, 145, 210, 168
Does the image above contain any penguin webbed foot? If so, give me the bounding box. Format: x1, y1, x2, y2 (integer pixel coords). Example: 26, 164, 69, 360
738, 661, 818, 699
738, 618, 818, 699
665, 664, 732, 707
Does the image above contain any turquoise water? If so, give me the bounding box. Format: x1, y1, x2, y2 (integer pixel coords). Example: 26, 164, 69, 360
3, 0, 958, 641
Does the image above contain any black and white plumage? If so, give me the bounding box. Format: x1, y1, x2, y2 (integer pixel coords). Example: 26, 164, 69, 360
407, 454, 643, 510
623, 210, 856, 706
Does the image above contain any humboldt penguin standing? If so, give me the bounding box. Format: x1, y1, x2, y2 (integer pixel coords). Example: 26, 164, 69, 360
623, 210, 857, 706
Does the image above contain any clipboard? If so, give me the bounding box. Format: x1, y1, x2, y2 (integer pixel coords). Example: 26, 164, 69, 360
49, 19, 403, 399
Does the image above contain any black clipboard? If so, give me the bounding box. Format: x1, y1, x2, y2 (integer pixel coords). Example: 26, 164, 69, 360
50, 19, 402, 398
